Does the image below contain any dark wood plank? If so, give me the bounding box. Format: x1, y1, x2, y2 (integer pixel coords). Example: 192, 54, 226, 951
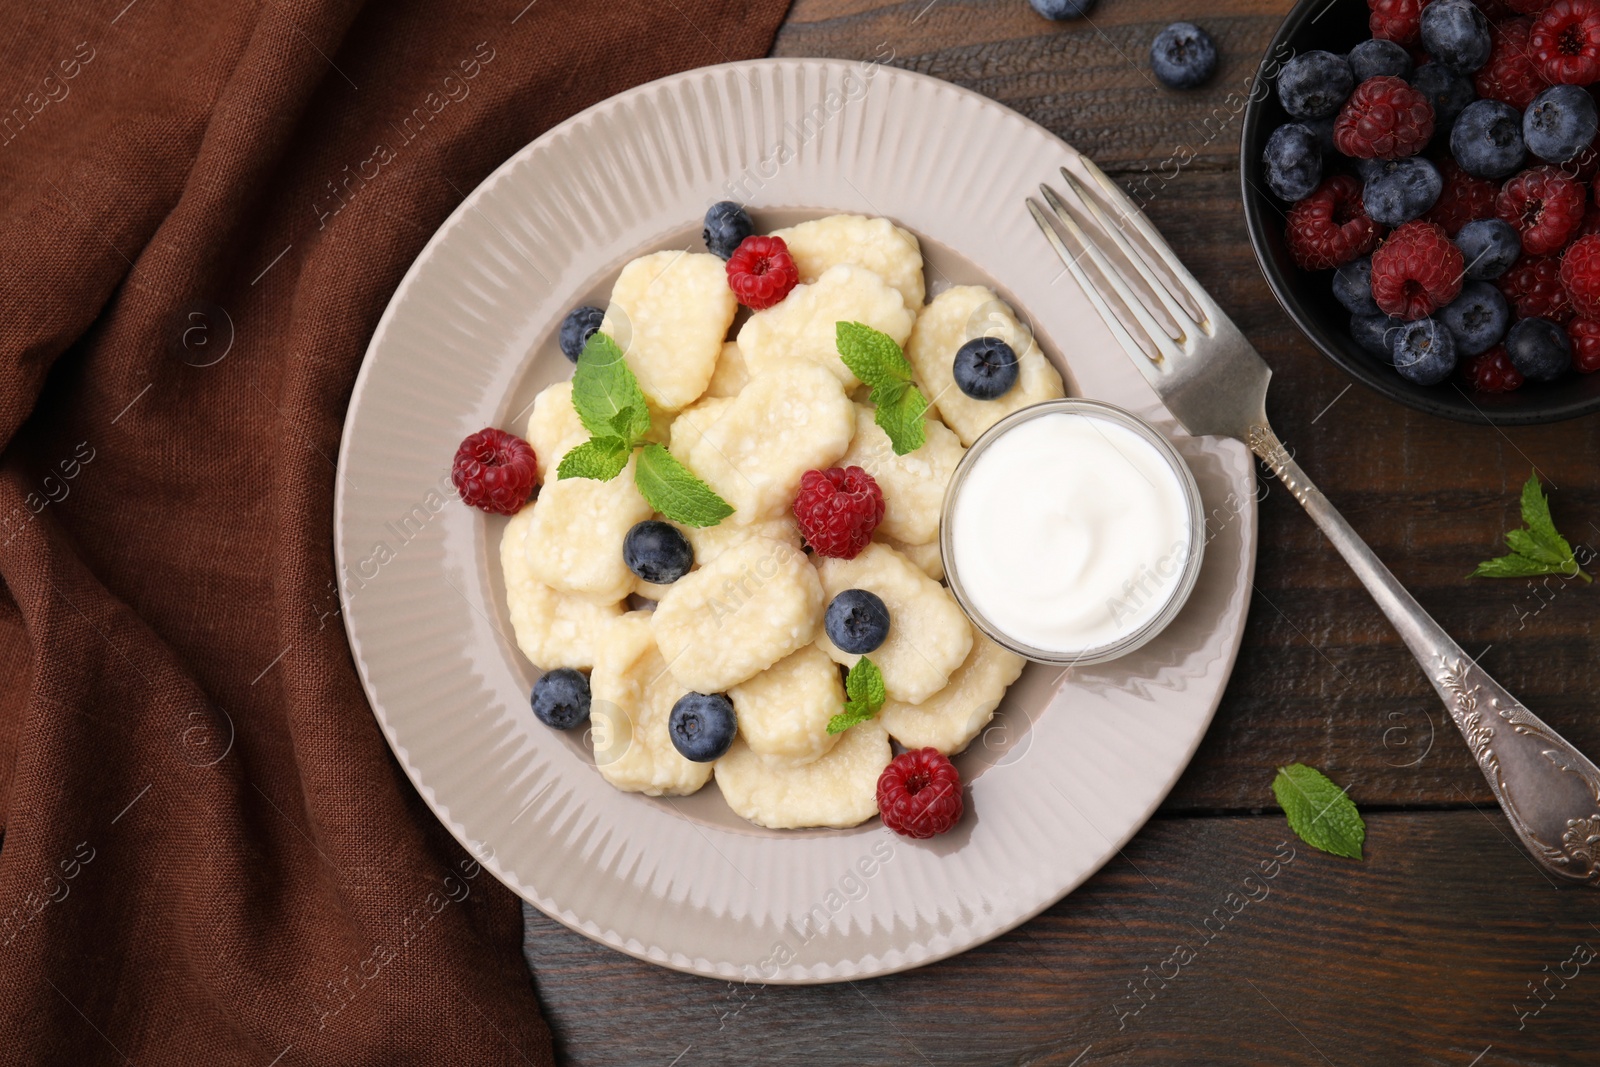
526, 810, 1600, 1065
770, 0, 1600, 810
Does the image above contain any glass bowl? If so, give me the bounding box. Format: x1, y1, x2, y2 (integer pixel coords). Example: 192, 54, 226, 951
938, 398, 1206, 666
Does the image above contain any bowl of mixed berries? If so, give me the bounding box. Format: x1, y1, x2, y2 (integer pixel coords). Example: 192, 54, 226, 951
1241, 0, 1600, 423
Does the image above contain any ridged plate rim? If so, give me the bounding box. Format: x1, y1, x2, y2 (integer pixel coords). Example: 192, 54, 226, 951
334, 58, 1259, 983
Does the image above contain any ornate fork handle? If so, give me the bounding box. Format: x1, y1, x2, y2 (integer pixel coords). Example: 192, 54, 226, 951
1249, 423, 1600, 884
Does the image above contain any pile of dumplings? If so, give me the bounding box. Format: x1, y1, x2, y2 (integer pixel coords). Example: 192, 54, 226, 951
500, 214, 1065, 829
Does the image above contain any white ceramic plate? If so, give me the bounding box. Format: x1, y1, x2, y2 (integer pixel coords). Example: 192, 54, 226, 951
334, 58, 1257, 983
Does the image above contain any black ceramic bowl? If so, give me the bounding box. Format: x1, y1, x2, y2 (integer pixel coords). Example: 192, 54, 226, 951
1239, 0, 1600, 425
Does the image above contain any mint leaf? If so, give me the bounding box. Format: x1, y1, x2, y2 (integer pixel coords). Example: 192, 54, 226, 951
1271, 764, 1364, 860
871, 379, 928, 455
1472, 472, 1592, 582
836, 321, 929, 456
837, 321, 914, 385
632, 443, 733, 527
1505, 528, 1569, 567
1471, 553, 1557, 579
1520, 471, 1563, 551
610, 405, 646, 440
827, 658, 886, 735
572, 332, 650, 443
556, 436, 631, 481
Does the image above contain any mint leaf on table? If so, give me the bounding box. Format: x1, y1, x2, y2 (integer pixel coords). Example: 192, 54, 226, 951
1470, 472, 1591, 582
570, 331, 651, 443
1271, 764, 1365, 860
827, 658, 886, 735
632, 444, 733, 527
836, 321, 928, 456
555, 436, 631, 481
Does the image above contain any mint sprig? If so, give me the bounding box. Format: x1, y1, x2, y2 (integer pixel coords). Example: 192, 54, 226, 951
1271, 764, 1364, 860
558, 331, 734, 527
826, 658, 886, 735
836, 321, 927, 455
1471, 472, 1591, 582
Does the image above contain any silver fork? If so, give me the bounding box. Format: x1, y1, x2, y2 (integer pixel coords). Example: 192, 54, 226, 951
1030, 159, 1600, 884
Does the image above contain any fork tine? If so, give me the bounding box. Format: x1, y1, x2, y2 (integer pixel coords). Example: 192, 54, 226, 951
1027, 197, 1168, 371
1055, 172, 1200, 338
1065, 159, 1215, 329
1038, 184, 1184, 365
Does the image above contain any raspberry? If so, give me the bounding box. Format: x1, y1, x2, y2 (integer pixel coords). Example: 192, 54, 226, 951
1496, 166, 1587, 253
1496, 253, 1575, 319
451, 427, 538, 515
1422, 159, 1500, 234
1286, 175, 1384, 270
1370, 220, 1465, 318
1576, 199, 1600, 239
1530, 0, 1600, 85
1560, 233, 1600, 314
876, 748, 963, 838
1463, 344, 1527, 389
792, 466, 884, 559
1333, 76, 1436, 159
725, 234, 799, 310
1370, 0, 1432, 44
1474, 18, 1549, 108
1570, 316, 1600, 369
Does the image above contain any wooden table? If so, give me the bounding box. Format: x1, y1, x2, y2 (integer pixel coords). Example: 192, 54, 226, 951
523, 2, 1600, 1061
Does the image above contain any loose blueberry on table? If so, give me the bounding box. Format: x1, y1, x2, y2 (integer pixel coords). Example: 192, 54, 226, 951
1150, 22, 1218, 90
1263, 0, 1600, 391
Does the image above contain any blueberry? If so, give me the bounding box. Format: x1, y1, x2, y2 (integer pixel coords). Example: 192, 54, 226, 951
1439, 281, 1510, 356
531, 668, 591, 730
702, 201, 753, 260
1351, 156, 1389, 183
1333, 257, 1380, 316
1451, 98, 1526, 180
1362, 157, 1443, 226
825, 589, 891, 655
1391, 317, 1458, 384
668, 693, 737, 762
1029, 0, 1094, 18
1277, 50, 1354, 120
1263, 123, 1323, 201
1351, 312, 1405, 361
1348, 39, 1413, 82
953, 336, 1020, 399
559, 306, 605, 362
623, 520, 694, 585
1455, 218, 1521, 280
1419, 0, 1491, 74
1523, 85, 1599, 164
1150, 22, 1218, 90
1505, 317, 1572, 381
1410, 63, 1476, 137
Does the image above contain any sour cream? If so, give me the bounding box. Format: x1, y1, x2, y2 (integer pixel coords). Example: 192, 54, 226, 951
944, 404, 1200, 662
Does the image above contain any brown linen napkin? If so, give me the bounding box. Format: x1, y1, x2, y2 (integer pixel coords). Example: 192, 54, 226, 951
0, 0, 790, 1061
